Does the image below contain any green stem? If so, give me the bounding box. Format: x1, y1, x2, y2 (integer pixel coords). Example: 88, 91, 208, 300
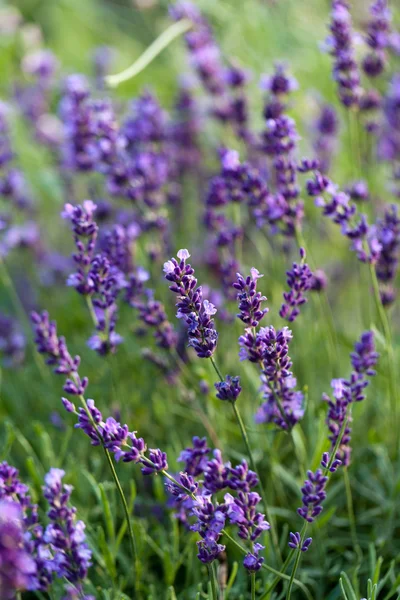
369, 263, 398, 423
208, 562, 219, 600
210, 355, 224, 382
259, 550, 295, 600
294, 227, 339, 369
251, 572, 256, 600
105, 19, 192, 87
286, 522, 308, 600
343, 466, 362, 560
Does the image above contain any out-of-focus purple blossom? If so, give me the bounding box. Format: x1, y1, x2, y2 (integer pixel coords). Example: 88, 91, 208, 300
312, 104, 338, 173
325, 0, 362, 107
0, 313, 25, 367
255, 326, 304, 430
297, 469, 328, 522
288, 531, 313, 552
92, 46, 115, 89
320, 451, 342, 473
0, 502, 36, 599
260, 63, 298, 96
258, 64, 304, 236
170, 3, 226, 96
310, 269, 328, 292
233, 268, 268, 327
362, 0, 392, 77
375, 204, 400, 304
31, 311, 87, 392
164, 249, 218, 358
169, 85, 201, 176
378, 75, 400, 176
60, 75, 120, 173
62, 200, 98, 295
309, 175, 381, 264
346, 180, 369, 202
215, 375, 242, 402
243, 542, 265, 571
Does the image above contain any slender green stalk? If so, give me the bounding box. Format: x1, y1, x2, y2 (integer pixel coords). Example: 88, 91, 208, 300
286, 522, 308, 600
105, 19, 192, 87
294, 227, 339, 369
343, 466, 362, 560
251, 572, 256, 600
369, 263, 398, 423
259, 550, 295, 599
208, 562, 219, 600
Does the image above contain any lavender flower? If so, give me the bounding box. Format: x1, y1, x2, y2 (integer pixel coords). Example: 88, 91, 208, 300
42, 468, 92, 586
255, 326, 304, 430
324, 331, 378, 465
233, 268, 269, 327
297, 469, 328, 522
0, 313, 25, 367
288, 531, 313, 552
243, 543, 265, 571
164, 249, 218, 358
191, 495, 226, 563
375, 204, 400, 304
280, 248, 313, 322
325, 0, 362, 107
0, 502, 36, 598
62, 201, 98, 295
215, 375, 242, 402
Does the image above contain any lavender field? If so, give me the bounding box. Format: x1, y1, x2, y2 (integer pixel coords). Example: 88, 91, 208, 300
0, 0, 400, 598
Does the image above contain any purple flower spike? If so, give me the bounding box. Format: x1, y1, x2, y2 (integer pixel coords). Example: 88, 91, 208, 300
243, 542, 265, 572
297, 469, 328, 523
233, 269, 269, 327
215, 375, 242, 402
288, 531, 313, 553
164, 249, 218, 358
280, 249, 313, 322
141, 449, 168, 476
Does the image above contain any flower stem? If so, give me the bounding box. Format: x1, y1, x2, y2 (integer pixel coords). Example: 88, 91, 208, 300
105, 19, 192, 87
369, 263, 398, 425
343, 466, 362, 560
286, 522, 308, 600
208, 562, 219, 600
251, 572, 256, 600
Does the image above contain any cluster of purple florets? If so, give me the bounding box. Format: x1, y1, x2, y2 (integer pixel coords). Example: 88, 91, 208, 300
164, 249, 219, 358
0, 463, 93, 599
169, 437, 269, 571
323, 331, 378, 466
